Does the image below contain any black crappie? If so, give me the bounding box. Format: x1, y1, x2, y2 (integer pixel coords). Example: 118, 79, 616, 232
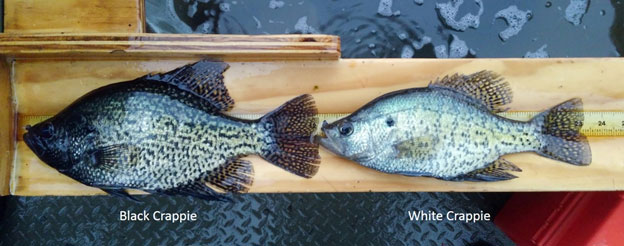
319, 71, 591, 181
24, 60, 320, 200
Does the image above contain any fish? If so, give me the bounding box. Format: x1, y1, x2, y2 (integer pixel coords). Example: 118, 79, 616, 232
318, 71, 591, 181
23, 60, 320, 200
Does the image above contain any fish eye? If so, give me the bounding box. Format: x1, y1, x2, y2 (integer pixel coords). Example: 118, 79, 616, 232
339, 122, 353, 136
386, 117, 395, 127
40, 122, 54, 139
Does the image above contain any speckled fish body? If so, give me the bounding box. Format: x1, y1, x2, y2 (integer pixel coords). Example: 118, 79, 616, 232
319, 71, 591, 181
24, 60, 320, 200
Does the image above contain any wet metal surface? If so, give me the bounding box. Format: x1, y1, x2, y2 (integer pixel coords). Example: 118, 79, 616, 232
0, 193, 512, 246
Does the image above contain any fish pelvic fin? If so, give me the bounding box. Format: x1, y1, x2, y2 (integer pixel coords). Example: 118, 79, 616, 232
159, 180, 231, 202
102, 188, 140, 202
207, 158, 254, 193
448, 158, 521, 182
143, 59, 234, 112
532, 98, 592, 165
429, 70, 512, 113
258, 94, 320, 178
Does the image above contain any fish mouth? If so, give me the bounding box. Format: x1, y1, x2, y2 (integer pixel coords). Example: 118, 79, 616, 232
317, 123, 343, 156
23, 130, 38, 154
318, 120, 329, 138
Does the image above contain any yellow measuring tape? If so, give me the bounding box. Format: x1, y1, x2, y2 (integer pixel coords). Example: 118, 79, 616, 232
20, 112, 624, 137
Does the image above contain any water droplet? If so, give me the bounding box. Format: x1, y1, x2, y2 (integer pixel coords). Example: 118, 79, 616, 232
368, 43, 376, 49
435, 0, 484, 31
600, 10, 606, 16
294, 16, 317, 34
565, 0, 589, 26
269, 0, 285, 9
401, 45, 415, 58
355, 39, 361, 43
495, 5, 532, 42
371, 29, 377, 34
377, 0, 395, 17
545, 1, 552, 8
412, 36, 432, 49
524, 44, 549, 58
219, 3, 231, 12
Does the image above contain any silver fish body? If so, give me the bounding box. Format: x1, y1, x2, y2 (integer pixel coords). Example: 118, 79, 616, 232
24, 60, 320, 200
320, 71, 591, 181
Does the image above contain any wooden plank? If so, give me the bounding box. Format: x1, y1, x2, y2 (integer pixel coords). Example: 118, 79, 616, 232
0, 60, 13, 196
4, 0, 144, 33
0, 33, 341, 60
10, 58, 624, 196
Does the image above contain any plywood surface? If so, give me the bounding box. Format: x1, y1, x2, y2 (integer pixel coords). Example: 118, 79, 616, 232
10, 58, 624, 196
0, 60, 13, 196
0, 33, 341, 60
4, 0, 144, 33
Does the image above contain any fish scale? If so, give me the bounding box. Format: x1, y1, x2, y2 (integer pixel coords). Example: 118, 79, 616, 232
67, 81, 261, 190
319, 71, 591, 181
23, 60, 320, 200
365, 89, 541, 178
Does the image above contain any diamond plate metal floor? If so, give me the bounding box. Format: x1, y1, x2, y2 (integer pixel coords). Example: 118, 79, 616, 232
0, 193, 512, 246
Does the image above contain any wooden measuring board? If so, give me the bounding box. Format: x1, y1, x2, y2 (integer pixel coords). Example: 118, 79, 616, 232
8, 58, 624, 196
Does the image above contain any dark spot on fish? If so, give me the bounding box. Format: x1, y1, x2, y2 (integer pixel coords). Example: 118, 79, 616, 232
313, 85, 319, 90
301, 37, 316, 42
386, 117, 395, 127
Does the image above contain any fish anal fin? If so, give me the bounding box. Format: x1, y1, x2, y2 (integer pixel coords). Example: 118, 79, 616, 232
207, 158, 254, 193
102, 188, 140, 202
393, 136, 438, 159
159, 181, 230, 202
396, 171, 433, 177
450, 158, 521, 182
143, 60, 234, 112
430, 70, 512, 113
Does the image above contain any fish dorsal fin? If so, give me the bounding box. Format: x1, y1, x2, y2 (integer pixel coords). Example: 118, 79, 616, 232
207, 158, 254, 193
143, 60, 234, 112
429, 70, 512, 113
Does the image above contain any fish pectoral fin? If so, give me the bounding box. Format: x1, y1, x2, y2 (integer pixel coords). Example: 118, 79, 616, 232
207, 158, 254, 193
429, 70, 512, 113
449, 158, 522, 182
393, 136, 438, 159
142, 60, 234, 112
159, 181, 231, 202
101, 188, 140, 202
91, 144, 140, 170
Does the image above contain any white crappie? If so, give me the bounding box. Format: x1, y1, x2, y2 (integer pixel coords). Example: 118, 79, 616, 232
24, 60, 320, 200
319, 71, 591, 181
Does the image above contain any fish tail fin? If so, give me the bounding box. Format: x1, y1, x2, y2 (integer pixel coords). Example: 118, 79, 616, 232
257, 94, 320, 178
531, 98, 591, 165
